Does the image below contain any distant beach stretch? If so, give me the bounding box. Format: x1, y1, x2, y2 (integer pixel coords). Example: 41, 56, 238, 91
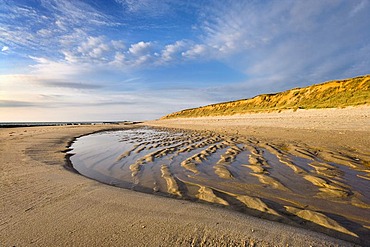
1, 106, 369, 246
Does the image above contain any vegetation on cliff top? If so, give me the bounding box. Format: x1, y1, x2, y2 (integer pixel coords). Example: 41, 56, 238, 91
162, 75, 370, 119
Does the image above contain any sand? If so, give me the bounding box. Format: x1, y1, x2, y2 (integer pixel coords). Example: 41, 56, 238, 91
1, 107, 368, 246
148, 106, 370, 154
67, 125, 369, 242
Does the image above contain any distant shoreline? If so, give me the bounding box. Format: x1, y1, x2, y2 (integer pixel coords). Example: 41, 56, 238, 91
0, 121, 140, 128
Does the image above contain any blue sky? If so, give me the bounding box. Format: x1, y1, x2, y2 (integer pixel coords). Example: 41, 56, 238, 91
1, 0, 369, 121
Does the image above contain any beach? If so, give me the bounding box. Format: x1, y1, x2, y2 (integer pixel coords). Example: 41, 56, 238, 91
150, 106, 370, 151
1, 107, 369, 246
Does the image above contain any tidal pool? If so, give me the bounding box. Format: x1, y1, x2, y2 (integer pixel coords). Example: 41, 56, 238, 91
69, 127, 370, 243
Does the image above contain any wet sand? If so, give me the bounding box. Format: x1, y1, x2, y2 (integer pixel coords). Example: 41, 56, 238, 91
69, 126, 370, 243
1, 107, 368, 246
145, 106, 370, 244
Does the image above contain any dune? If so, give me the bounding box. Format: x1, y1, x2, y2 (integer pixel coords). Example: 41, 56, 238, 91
161, 75, 370, 119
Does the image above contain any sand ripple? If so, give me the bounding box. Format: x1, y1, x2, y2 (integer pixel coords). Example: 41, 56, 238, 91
69, 127, 370, 241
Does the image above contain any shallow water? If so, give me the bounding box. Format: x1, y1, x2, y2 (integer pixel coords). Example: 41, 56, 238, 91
69, 127, 370, 242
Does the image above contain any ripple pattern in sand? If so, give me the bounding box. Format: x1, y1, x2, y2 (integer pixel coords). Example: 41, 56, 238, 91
69, 127, 370, 241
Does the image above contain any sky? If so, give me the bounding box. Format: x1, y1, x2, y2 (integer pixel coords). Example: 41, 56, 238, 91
1, 0, 369, 122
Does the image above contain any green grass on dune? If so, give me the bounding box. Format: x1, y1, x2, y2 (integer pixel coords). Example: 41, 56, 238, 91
162, 75, 370, 119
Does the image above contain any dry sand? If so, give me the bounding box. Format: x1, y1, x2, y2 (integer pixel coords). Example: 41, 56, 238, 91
148, 106, 370, 153
1, 107, 368, 246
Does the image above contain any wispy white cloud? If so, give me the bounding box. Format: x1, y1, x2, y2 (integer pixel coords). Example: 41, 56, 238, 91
128, 41, 153, 56
158, 40, 190, 64
349, 0, 368, 16
36, 28, 53, 37
0, 25, 39, 51
0, 4, 51, 50
111, 40, 125, 50
110, 52, 126, 67
55, 19, 66, 30
0, 72, 210, 121
1, 46, 9, 52
77, 36, 110, 59
181, 44, 209, 59
39, 0, 114, 27
0, 0, 115, 55
190, 0, 370, 90
114, 0, 172, 17
59, 37, 155, 68
26, 56, 92, 86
